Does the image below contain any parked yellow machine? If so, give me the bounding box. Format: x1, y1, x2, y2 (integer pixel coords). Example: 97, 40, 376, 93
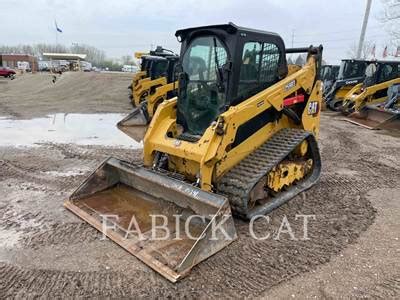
128, 53, 150, 102
127, 52, 148, 99
324, 59, 369, 111
346, 83, 400, 130
128, 46, 179, 106
65, 23, 323, 282
341, 60, 400, 114
123, 48, 180, 141
131, 55, 178, 107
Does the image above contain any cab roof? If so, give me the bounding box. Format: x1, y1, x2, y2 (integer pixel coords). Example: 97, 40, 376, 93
341, 58, 370, 62
142, 55, 178, 61
374, 60, 400, 64
141, 55, 167, 61
175, 22, 281, 40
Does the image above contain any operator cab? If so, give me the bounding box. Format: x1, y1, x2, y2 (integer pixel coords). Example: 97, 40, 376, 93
321, 65, 339, 81
140, 56, 150, 72
376, 61, 400, 84
140, 46, 178, 76
142, 55, 179, 81
363, 60, 400, 87
146, 56, 169, 80
175, 22, 288, 136
338, 59, 369, 80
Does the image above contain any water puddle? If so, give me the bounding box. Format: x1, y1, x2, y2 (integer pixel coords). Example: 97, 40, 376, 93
41, 168, 91, 177
0, 113, 142, 148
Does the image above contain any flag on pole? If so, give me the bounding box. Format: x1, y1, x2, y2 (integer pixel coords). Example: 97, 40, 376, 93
371, 44, 376, 58
55, 20, 63, 33
383, 46, 388, 58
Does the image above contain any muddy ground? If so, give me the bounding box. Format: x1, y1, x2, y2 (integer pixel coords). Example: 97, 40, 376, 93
0, 73, 399, 298
0, 72, 132, 118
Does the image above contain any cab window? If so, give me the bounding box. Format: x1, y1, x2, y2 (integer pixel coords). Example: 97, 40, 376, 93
238, 41, 280, 99
378, 63, 400, 83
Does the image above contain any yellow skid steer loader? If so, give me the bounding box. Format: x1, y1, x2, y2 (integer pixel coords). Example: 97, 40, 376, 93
341, 60, 400, 115
132, 55, 178, 106
123, 54, 180, 141
325, 59, 369, 111
346, 83, 400, 130
127, 53, 149, 100
65, 23, 323, 282
128, 46, 178, 105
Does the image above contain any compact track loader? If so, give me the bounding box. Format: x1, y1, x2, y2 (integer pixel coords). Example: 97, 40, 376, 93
123, 51, 180, 141
129, 49, 158, 101
341, 60, 400, 115
128, 54, 150, 101
132, 55, 179, 107
128, 46, 178, 106
325, 59, 369, 111
345, 83, 400, 130
321, 64, 339, 97
65, 23, 323, 282
121, 55, 179, 141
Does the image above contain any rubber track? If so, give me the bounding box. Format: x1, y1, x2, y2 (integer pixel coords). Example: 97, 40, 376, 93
217, 128, 320, 218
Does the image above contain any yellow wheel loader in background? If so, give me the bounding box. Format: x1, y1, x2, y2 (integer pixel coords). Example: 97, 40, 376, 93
341, 60, 400, 115
325, 59, 369, 111
345, 83, 400, 130
65, 23, 323, 282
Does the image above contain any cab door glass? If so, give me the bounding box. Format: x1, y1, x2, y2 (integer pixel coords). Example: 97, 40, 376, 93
238, 41, 280, 100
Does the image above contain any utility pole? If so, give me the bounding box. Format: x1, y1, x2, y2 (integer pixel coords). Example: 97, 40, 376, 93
357, 0, 372, 59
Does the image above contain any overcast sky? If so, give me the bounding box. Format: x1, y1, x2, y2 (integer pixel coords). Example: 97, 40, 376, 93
0, 0, 393, 64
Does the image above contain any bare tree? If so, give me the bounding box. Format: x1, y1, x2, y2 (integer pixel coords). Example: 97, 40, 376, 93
0, 43, 107, 66
0, 44, 69, 56
294, 54, 307, 66
121, 55, 135, 65
70, 44, 106, 66
347, 40, 375, 59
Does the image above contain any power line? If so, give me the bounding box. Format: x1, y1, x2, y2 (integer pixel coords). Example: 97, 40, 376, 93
293, 25, 382, 37
293, 33, 388, 44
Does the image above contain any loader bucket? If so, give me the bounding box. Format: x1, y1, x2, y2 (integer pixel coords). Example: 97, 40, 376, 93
345, 106, 400, 130
117, 106, 149, 142
64, 157, 237, 282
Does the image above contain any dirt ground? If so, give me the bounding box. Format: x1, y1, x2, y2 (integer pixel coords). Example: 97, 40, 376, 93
0, 72, 132, 118
0, 73, 399, 298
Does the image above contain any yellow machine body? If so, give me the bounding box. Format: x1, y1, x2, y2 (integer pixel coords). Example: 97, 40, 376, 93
143, 57, 321, 192
342, 77, 400, 113
66, 24, 323, 282
133, 76, 167, 107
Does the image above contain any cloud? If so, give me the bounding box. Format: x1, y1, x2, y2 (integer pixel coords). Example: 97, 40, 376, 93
0, 0, 391, 63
